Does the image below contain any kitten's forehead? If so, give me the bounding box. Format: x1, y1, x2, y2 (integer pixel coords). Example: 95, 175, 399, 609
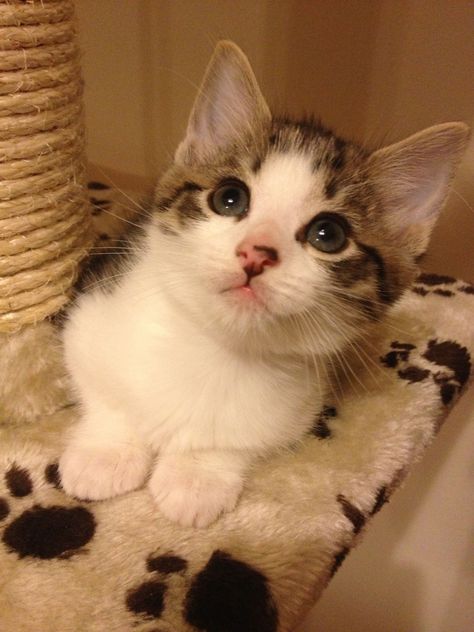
250, 151, 330, 225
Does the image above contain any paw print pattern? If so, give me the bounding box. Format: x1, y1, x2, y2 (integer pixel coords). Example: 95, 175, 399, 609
126, 553, 188, 621
185, 551, 278, 632
73, 180, 147, 296
0, 462, 96, 560
311, 405, 338, 439
88, 180, 113, 217
411, 273, 474, 298
330, 474, 404, 579
126, 549, 279, 632
86, 179, 145, 243
381, 339, 471, 406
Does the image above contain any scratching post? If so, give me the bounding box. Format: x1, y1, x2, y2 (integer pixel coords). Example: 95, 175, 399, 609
0, 0, 91, 333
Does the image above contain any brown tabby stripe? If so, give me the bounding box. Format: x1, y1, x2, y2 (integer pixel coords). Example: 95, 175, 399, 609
156, 181, 203, 213
158, 224, 179, 236
356, 242, 392, 303
330, 138, 346, 170
328, 252, 372, 286
251, 156, 262, 173
324, 176, 339, 199
176, 190, 206, 224
354, 297, 380, 321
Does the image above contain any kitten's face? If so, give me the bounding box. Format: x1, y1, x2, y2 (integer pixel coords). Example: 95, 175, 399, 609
152, 131, 387, 353
149, 42, 468, 355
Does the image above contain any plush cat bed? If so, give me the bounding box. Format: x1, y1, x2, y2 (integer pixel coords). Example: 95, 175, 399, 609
0, 181, 472, 632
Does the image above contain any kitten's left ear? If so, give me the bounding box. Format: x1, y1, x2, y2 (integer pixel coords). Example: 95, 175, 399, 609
368, 122, 470, 257
175, 41, 271, 166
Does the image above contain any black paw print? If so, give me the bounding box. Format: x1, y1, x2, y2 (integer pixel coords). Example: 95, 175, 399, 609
88, 180, 112, 216
330, 477, 402, 579
126, 552, 188, 621
0, 462, 96, 560
126, 549, 278, 632
311, 405, 338, 439
411, 273, 474, 298
381, 338, 471, 405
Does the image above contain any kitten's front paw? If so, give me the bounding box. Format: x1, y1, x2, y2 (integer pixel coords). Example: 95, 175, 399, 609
59, 443, 151, 501
149, 455, 243, 528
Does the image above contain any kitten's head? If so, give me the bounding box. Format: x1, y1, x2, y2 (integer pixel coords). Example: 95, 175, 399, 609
150, 41, 469, 355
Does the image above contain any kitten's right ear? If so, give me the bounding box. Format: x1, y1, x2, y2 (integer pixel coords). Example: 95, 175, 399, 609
175, 41, 271, 166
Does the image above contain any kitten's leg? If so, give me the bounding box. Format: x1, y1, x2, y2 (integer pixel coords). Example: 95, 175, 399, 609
59, 401, 151, 500
149, 450, 252, 528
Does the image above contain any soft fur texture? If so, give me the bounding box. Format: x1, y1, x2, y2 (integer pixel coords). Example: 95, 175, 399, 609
0, 178, 473, 632
58, 42, 468, 529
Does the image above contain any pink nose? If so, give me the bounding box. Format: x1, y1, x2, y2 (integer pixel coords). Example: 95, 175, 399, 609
236, 239, 279, 279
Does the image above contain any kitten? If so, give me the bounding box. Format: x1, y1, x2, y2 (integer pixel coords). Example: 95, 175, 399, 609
59, 41, 469, 528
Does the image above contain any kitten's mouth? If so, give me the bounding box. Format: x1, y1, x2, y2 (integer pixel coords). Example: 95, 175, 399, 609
233, 283, 257, 299
222, 279, 263, 305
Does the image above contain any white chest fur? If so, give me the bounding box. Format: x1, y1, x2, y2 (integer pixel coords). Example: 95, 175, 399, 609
63, 267, 320, 457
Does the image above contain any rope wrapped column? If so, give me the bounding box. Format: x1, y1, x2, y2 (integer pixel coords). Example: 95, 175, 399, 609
0, 0, 91, 333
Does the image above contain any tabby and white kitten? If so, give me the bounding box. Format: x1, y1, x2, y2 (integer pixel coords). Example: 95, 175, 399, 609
59, 41, 468, 527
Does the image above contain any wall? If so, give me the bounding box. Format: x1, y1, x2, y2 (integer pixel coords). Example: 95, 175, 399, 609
75, 2, 474, 630
76, 0, 378, 175
365, 0, 474, 278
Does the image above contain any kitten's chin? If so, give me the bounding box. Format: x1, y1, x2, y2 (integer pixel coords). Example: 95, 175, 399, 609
211, 287, 361, 357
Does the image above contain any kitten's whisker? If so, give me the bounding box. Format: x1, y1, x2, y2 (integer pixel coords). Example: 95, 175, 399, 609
451, 187, 474, 216
85, 251, 135, 256
92, 166, 152, 213
88, 243, 136, 250
308, 303, 380, 387
155, 64, 203, 95
289, 314, 317, 390
303, 307, 368, 395
379, 318, 418, 339
298, 312, 333, 395
297, 309, 344, 402
80, 272, 130, 291
114, 199, 153, 219
349, 339, 386, 383
92, 206, 147, 230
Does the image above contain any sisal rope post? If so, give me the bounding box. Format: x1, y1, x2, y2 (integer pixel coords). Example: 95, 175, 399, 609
0, 0, 91, 333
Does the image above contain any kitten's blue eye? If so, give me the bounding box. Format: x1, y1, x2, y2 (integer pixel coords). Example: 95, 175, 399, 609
306, 216, 347, 253
209, 181, 249, 217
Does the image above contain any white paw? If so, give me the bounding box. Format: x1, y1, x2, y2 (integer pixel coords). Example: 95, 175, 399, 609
149, 456, 243, 528
59, 443, 151, 501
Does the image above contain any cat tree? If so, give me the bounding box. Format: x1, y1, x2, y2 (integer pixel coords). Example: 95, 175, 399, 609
0, 2, 472, 632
